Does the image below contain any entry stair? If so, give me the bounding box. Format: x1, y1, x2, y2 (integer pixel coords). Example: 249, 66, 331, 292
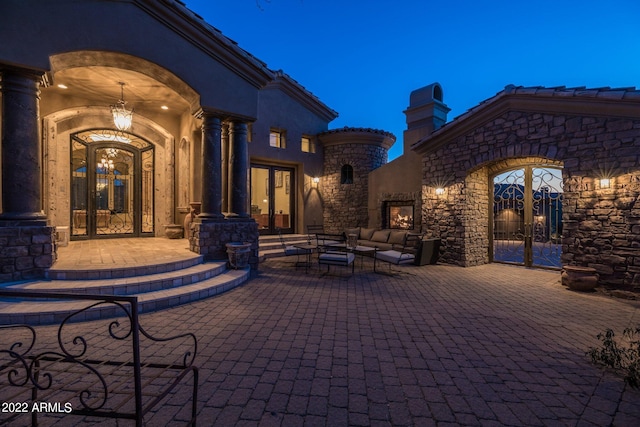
0, 255, 249, 325
258, 234, 312, 260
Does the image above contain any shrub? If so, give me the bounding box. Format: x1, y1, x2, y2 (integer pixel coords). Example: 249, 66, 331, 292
587, 326, 640, 388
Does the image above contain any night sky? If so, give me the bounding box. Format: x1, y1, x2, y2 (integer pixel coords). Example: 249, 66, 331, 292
184, 0, 640, 160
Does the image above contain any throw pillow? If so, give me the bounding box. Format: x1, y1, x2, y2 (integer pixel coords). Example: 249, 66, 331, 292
359, 228, 375, 240
388, 231, 407, 245
371, 230, 391, 243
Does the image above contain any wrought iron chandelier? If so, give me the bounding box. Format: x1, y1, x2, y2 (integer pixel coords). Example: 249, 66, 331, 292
111, 82, 133, 131
98, 157, 114, 171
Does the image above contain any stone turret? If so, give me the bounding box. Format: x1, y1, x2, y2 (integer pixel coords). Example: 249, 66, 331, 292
318, 127, 396, 232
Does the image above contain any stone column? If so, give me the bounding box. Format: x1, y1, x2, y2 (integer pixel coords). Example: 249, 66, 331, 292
0, 66, 46, 222
221, 122, 230, 213
197, 113, 224, 221
229, 121, 250, 218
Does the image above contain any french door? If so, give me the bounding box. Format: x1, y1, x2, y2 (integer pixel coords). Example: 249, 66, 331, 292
250, 165, 295, 235
491, 166, 563, 268
70, 130, 154, 239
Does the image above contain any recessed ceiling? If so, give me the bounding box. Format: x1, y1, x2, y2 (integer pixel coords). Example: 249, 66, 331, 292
48, 66, 191, 114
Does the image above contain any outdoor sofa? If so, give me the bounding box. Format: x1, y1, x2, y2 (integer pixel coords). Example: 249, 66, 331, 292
341, 227, 441, 266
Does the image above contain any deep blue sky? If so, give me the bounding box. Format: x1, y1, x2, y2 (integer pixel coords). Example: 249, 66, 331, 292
184, 0, 640, 160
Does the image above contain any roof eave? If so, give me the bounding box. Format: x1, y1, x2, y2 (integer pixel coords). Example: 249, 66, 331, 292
265, 72, 339, 122
140, 0, 274, 88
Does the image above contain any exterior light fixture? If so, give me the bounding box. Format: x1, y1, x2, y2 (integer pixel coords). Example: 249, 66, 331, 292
313, 177, 320, 184
111, 82, 134, 131
57, 84, 68, 89
435, 187, 445, 195
599, 178, 611, 189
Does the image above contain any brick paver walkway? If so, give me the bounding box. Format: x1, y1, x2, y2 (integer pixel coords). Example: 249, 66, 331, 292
5, 259, 640, 426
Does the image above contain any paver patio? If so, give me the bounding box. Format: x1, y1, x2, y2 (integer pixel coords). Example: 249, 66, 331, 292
3, 259, 640, 426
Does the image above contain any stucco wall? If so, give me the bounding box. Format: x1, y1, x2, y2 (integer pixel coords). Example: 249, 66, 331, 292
0, 0, 265, 117
252, 85, 333, 231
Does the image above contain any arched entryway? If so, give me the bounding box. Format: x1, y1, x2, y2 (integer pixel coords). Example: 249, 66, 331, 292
70, 129, 154, 239
491, 165, 563, 268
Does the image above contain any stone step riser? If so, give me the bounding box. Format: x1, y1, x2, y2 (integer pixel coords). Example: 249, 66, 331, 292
46, 255, 205, 281
0, 269, 250, 326
11, 263, 227, 297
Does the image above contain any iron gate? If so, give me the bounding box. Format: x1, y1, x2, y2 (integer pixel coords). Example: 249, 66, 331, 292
492, 166, 563, 268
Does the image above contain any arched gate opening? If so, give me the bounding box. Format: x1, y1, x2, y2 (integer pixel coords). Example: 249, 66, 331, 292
491, 165, 563, 268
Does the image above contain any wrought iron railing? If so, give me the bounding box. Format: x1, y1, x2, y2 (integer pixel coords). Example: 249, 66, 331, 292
0, 290, 198, 426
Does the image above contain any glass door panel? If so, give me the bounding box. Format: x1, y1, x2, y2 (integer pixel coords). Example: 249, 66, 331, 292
141, 150, 154, 233
250, 166, 270, 232
530, 167, 563, 268
95, 147, 134, 235
70, 130, 154, 239
273, 169, 293, 232
71, 140, 88, 237
493, 169, 526, 264
251, 165, 295, 234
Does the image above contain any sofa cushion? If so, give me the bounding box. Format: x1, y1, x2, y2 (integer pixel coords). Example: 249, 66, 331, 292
376, 250, 415, 265
319, 251, 355, 266
344, 227, 360, 239
371, 230, 391, 243
359, 228, 375, 240
388, 231, 407, 245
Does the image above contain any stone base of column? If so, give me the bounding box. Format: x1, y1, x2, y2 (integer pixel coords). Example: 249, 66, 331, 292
0, 224, 57, 282
189, 220, 259, 270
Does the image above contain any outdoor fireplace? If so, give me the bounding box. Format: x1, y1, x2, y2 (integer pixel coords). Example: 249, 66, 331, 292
384, 201, 414, 230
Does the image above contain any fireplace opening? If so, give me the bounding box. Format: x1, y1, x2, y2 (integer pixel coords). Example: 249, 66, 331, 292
384, 201, 414, 230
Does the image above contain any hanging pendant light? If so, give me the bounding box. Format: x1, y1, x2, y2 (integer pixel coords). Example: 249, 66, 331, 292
111, 82, 133, 131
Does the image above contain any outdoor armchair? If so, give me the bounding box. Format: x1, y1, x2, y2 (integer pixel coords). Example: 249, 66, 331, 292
374, 233, 423, 273
317, 233, 355, 275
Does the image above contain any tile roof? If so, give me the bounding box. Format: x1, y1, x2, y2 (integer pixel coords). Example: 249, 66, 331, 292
319, 126, 396, 139
449, 85, 640, 129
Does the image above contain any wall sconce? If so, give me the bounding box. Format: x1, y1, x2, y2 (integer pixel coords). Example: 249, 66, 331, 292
599, 178, 611, 189
435, 187, 445, 195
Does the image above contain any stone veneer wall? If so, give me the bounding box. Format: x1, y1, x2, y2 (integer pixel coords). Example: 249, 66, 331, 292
322, 143, 387, 233
422, 111, 640, 288
189, 221, 259, 270
0, 225, 56, 281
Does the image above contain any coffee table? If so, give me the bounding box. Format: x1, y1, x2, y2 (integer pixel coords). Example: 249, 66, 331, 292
348, 245, 377, 270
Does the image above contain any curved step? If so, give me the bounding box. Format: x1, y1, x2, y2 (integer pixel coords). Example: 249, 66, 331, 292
46, 254, 205, 280
8, 262, 227, 296
0, 268, 250, 325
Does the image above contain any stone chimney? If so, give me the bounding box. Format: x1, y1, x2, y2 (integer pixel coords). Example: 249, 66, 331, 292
403, 83, 450, 152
